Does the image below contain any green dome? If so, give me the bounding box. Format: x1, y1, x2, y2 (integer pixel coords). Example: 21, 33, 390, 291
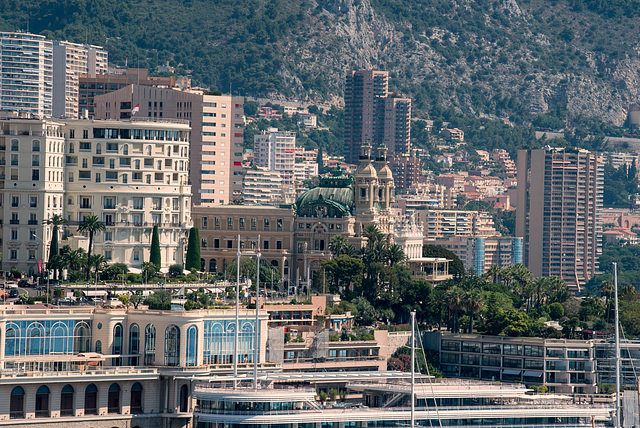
295, 185, 355, 218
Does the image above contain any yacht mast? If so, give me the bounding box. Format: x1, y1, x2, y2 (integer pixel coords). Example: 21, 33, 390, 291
234, 234, 241, 388
614, 262, 621, 428
411, 310, 416, 428
254, 235, 261, 390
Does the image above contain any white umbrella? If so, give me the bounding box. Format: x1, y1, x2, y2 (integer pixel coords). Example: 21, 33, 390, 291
183, 269, 192, 275
160, 268, 170, 274
128, 267, 142, 274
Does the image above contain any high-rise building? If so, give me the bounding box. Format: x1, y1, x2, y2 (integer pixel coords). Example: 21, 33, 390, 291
0, 32, 53, 117
516, 148, 603, 291
253, 128, 295, 185
344, 70, 388, 165
93, 84, 245, 204
52, 41, 107, 118
344, 70, 412, 164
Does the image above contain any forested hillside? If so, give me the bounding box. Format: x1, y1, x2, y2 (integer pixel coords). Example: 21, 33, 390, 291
2, 0, 640, 126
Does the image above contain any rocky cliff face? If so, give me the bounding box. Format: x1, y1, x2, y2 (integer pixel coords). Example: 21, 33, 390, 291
278, 0, 640, 125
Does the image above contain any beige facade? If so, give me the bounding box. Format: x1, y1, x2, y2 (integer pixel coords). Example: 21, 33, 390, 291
94, 84, 245, 204
419, 209, 497, 240
516, 148, 603, 290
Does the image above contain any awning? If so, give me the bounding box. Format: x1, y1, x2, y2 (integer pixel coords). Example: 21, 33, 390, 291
522, 371, 543, 377
128, 267, 142, 274
502, 369, 522, 376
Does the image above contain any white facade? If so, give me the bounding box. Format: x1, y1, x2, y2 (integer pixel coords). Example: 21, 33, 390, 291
0, 113, 65, 275
0, 114, 192, 272
253, 127, 295, 185
293, 161, 318, 182
0, 32, 53, 118
53, 41, 107, 118
62, 119, 192, 268
242, 168, 295, 206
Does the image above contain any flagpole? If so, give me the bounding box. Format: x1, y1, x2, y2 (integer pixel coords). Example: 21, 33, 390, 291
234, 234, 240, 388
254, 235, 260, 390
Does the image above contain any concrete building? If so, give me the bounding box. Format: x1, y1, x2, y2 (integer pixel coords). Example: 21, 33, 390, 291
93, 84, 245, 204
253, 128, 295, 185
61, 118, 192, 269
426, 236, 523, 275
0, 305, 268, 427
389, 153, 421, 190
419, 210, 497, 240
242, 168, 295, 206
0, 112, 64, 275
0, 113, 192, 272
383, 97, 412, 155
0, 32, 53, 118
79, 69, 176, 118
344, 70, 412, 165
52, 41, 107, 118
516, 148, 603, 291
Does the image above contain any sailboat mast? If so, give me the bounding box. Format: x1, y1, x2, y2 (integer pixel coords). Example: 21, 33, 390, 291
254, 235, 261, 390
234, 234, 241, 388
411, 310, 416, 428
614, 262, 621, 428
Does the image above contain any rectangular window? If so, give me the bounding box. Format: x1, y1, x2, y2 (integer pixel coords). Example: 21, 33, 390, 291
104, 231, 113, 241
276, 240, 283, 249
214, 239, 220, 248
227, 217, 233, 229
214, 217, 220, 229
104, 250, 112, 260
263, 240, 269, 250
32, 169, 40, 181
226, 240, 233, 249
201, 238, 207, 248
239, 218, 245, 229
202, 217, 209, 229
277, 218, 283, 231
29, 196, 37, 208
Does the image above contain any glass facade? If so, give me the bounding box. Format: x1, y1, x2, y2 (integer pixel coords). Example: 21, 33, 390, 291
203, 319, 257, 365
5, 320, 91, 356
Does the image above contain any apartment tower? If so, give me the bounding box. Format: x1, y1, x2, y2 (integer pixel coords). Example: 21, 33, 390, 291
516, 148, 603, 291
344, 70, 412, 165
253, 127, 296, 186
52, 41, 107, 118
0, 32, 53, 117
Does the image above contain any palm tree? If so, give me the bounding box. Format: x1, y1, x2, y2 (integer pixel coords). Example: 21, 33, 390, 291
329, 235, 355, 257
445, 286, 465, 333
44, 214, 68, 280
89, 254, 108, 283
486, 264, 501, 284
77, 216, 106, 281
62, 248, 86, 272
385, 244, 407, 267
142, 261, 159, 284
463, 288, 484, 334
599, 280, 614, 322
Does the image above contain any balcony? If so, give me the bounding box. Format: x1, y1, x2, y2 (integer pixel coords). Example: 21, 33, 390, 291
9, 220, 19, 225
27, 220, 38, 225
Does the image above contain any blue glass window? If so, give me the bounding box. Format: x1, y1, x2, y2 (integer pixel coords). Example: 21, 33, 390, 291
186, 325, 197, 366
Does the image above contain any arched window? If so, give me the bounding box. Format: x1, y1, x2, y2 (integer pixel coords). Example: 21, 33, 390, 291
130, 382, 143, 413
209, 259, 217, 272
108, 383, 121, 414
113, 323, 123, 366
5, 326, 17, 356
84, 384, 98, 415
51, 322, 69, 353
60, 384, 74, 416
271, 260, 279, 267
179, 384, 189, 413
129, 323, 140, 366
96, 143, 102, 154
186, 325, 197, 366
144, 324, 156, 365
69, 142, 75, 153
122, 144, 128, 155
35, 385, 50, 417
164, 325, 180, 366
27, 323, 45, 355
95, 340, 102, 353
146, 146, 152, 156
10, 386, 25, 419
73, 322, 91, 353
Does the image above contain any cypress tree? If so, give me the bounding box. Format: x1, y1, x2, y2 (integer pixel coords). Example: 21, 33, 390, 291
185, 227, 200, 271
317, 147, 324, 174
150, 225, 161, 269
48, 226, 59, 266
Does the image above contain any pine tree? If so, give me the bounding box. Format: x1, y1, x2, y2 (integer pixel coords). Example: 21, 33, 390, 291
185, 227, 200, 271
150, 225, 161, 269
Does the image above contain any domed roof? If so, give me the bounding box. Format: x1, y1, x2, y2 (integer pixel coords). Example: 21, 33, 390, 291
356, 162, 378, 178
377, 165, 393, 180
295, 185, 355, 218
